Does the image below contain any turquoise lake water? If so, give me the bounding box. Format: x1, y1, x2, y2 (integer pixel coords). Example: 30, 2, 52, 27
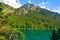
20, 30, 52, 40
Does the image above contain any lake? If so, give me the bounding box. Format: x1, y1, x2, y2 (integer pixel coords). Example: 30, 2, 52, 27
20, 29, 52, 40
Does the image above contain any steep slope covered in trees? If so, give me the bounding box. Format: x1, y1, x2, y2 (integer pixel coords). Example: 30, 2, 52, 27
0, 2, 25, 40
0, 3, 60, 40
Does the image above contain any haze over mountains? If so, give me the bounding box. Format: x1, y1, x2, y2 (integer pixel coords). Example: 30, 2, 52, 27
0, 0, 22, 8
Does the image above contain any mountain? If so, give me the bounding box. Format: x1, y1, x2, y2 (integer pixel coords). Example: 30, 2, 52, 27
0, 2, 60, 29
16, 3, 60, 18
0, 2, 60, 40
14, 3, 60, 29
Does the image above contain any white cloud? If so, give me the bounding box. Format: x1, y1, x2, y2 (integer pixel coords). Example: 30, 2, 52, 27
0, 0, 22, 8
38, 2, 49, 8
52, 7, 60, 14
28, 0, 31, 3
38, 2, 60, 14
38, 1, 52, 11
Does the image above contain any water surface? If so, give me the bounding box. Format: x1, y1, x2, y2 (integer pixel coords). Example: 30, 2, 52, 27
20, 30, 52, 40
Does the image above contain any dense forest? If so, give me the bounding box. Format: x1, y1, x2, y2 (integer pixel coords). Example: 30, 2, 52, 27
0, 2, 60, 40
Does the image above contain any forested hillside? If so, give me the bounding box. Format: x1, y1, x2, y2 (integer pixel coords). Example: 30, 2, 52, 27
0, 2, 60, 40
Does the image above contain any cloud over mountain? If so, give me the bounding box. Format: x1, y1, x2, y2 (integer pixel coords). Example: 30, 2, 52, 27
52, 7, 60, 14
0, 0, 22, 8
38, 2, 49, 8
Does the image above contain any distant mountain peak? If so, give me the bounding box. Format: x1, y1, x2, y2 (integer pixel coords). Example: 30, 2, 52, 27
21, 3, 37, 11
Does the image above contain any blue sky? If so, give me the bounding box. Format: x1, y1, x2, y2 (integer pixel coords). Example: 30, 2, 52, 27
0, 0, 60, 13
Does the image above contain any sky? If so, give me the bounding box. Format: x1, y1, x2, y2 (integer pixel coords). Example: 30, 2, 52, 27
0, 0, 60, 14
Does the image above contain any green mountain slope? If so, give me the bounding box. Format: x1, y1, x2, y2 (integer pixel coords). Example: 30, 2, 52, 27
0, 2, 25, 40
15, 3, 60, 29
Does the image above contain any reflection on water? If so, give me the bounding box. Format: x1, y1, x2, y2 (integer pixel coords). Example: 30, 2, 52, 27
20, 29, 52, 40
